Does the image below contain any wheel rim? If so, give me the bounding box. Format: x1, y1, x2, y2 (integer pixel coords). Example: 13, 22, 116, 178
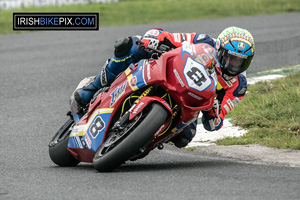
94, 112, 143, 159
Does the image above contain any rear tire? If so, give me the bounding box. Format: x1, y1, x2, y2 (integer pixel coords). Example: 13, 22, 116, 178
49, 117, 80, 167
93, 103, 168, 172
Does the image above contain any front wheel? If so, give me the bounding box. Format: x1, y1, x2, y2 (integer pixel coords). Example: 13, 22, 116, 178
49, 117, 80, 167
93, 103, 168, 172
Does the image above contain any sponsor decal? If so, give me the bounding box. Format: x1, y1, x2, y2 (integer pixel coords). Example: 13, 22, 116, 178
197, 34, 206, 41
85, 133, 92, 149
238, 87, 247, 95
228, 50, 248, 59
155, 124, 166, 136
188, 92, 202, 101
238, 42, 245, 50
197, 44, 214, 66
80, 137, 87, 148
110, 81, 127, 107
173, 69, 185, 87
131, 102, 145, 115
173, 33, 181, 43
230, 77, 237, 84
145, 29, 159, 37
220, 75, 233, 87
186, 33, 191, 43
75, 136, 83, 148
232, 97, 240, 107
130, 76, 137, 87
147, 63, 151, 81
226, 99, 235, 110
112, 55, 132, 63
181, 33, 186, 42
70, 126, 80, 136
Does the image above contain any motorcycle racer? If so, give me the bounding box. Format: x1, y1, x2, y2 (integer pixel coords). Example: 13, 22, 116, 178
71, 26, 255, 148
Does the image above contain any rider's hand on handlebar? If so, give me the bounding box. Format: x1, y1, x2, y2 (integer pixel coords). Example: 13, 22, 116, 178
137, 38, 172, 58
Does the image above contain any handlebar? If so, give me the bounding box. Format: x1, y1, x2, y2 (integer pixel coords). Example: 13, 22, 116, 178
136, 40, 172, 57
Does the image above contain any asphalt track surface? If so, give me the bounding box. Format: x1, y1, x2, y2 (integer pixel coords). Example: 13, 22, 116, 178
1, 13, 300, 200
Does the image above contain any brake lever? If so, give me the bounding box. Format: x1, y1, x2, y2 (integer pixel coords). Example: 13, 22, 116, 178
136, 40, 169, 57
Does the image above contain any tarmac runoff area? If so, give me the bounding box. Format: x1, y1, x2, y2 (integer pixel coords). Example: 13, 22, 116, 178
188, 69, 300, 168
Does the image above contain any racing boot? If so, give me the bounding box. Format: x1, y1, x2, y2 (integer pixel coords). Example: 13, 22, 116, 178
170, 120, 197, 148
73, 74, 102, 107
68, 75, 100, 122
72, 59, 112, 107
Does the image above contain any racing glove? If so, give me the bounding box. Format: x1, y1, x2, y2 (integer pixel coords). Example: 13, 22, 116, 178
202, 99, 223, 131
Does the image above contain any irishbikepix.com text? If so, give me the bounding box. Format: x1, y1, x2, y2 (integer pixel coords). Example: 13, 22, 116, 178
13, 13, 99, 31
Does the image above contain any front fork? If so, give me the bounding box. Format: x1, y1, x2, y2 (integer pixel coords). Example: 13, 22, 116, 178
113, 86, 175, 131
111, 86, 154, 131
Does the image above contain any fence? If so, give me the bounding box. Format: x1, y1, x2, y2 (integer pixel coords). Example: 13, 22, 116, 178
0, 0, 119, 9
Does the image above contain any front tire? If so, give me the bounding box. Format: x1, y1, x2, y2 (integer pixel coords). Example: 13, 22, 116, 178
93, 103, 168, 172
49, 117, 80, 167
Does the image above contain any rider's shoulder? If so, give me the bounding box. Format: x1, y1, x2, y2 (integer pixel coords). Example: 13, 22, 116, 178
192, 33, 215, 47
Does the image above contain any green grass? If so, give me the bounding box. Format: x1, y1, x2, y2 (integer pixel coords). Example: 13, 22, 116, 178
216, 69, 300, 150
184, 147, 197, 151
247, 65, 300, 78
2, 0, 300, 35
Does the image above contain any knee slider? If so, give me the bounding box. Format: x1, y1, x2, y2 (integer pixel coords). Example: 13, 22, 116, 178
171, 120, 197, 148
114, 37, 133, 57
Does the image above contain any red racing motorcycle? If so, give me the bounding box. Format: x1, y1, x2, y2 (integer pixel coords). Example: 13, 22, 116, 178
49, 41, 217, 172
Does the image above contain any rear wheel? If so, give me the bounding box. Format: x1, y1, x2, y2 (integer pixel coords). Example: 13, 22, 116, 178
93, 103, 168, 172
49, 116, 80, 167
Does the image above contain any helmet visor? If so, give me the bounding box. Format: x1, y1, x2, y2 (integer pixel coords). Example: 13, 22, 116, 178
217, 46, 253, 76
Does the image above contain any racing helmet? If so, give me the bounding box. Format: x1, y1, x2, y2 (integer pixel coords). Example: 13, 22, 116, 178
215, 26, 255, 77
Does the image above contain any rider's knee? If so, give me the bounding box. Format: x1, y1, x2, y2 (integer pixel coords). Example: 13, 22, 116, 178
171, 120, 197, 148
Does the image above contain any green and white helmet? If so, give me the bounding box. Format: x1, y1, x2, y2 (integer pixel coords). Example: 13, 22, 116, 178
215, 26, 255, 76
